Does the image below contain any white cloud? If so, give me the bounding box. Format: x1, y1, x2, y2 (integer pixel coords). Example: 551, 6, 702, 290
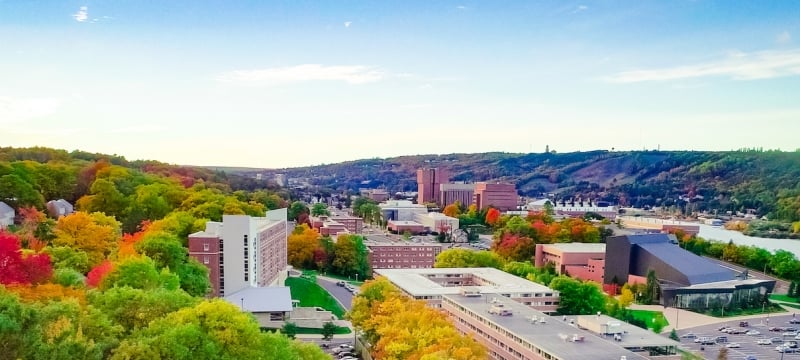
217, 64, 386, 85
344, 21, 352, 28
0, 96, 62, 125
777, 31, 792, 44
572, 5, 588, 13
605, 49, 800, 83
73, 6, 88, 22
457, 5, 467, 10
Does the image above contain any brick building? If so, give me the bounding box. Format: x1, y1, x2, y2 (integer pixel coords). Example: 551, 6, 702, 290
417, 167, 450, 205
474, 182, 518, 211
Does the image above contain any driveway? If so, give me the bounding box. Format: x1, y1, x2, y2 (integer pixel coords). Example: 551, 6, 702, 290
317, 276, 355, 311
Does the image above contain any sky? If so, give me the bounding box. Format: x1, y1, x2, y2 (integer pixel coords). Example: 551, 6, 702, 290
2, 1, 799, 168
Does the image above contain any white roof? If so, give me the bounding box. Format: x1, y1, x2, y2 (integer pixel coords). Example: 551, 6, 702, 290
543, 243, 606, 253
375, 267, 556, 296
0, 201, 14, 215
224, 286, 293, 313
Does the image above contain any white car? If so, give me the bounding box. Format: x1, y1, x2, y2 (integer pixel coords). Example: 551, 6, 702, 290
757, 338, 773, 345
725, 342, 741, 348
784, 331, 799, 337
746, 330, 761, 336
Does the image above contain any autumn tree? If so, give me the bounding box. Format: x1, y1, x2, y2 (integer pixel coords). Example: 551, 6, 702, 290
485, 208, 501, 226
53, 211, 121, 267
0, 232, 53, 285
443, 202, 461, 218
101, 257, 179, 291
332, 234, 370, 277
88, 286, 197, 334
86, 260, 114, 288
287, 224, 320, 269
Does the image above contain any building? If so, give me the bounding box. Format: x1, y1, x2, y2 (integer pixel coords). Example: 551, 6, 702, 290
365, 237, 442, 269
439, 183, 475, 208
330, 214, 363, 233
474, 182, 518, 211
361, 188, 391, 202
604, 234, 775, 310
46, 199, 74, 218
0, 202, 14, 229
618, 216, 700, 236
417, 167, 450, 205
414, 212, 459, 234
379, 200, 428, 221
274, 173, 287, 187
224, 286, 293, 328
442, 294, 674, 360
188, 208, 289, 297
375, 267, 560, 313
387, 220, 425, 234
534, 243, 606, 283
527, 199, 619, 220
310, 215, 357, 236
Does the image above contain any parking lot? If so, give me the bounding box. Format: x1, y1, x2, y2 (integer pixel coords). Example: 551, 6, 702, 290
676, 314, 800, 359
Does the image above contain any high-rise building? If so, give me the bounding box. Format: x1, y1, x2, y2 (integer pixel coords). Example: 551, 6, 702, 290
188, 209, 289, 297
474, 182, 518, 210
417, 167, 450, 205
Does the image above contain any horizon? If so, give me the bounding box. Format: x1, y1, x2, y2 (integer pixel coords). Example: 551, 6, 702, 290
2, 1, 799, 168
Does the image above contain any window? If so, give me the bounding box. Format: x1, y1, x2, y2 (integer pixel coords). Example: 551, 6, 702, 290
203, 256, 209, 264
203, 242, 210, 251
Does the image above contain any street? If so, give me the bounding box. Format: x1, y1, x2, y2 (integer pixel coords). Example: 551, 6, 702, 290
316, 276, 356, 311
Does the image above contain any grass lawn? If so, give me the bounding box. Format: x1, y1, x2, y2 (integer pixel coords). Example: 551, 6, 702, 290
628, 309, 669, 330
302, 270, 366, 286
771, 294, 798, 303
285, 277, 346, 319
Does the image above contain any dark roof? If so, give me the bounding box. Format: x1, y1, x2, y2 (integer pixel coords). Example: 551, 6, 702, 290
636, 241, 735, 285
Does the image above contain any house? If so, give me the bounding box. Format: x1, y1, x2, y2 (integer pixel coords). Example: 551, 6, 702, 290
0, 202, 14, 229
46, 199, 74, 218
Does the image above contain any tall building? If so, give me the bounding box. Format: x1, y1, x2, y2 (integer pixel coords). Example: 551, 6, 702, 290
474, 182, 518, 210
188, 209, 289, 297
439, 183, 475, 207
417, 167, 450, 205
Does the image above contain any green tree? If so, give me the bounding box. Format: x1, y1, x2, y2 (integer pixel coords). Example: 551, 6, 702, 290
288, 201, 309, 221
88, 287, 196, 334
0, 173, 45, 209
669, 328, 679, 341
45, 246, 91, 273
134, 232, 186, 271
548, 276, 606, 315
645, 269, 659, 304
175, 258, 211, 297
321, 321, 337, 341
311, 203, 330, 216
282, 322, 299, 339
101, 257, 180, 291
434, 249, 504, 269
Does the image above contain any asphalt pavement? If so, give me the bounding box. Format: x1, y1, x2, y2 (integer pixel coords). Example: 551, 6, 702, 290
316, 275, 356, 311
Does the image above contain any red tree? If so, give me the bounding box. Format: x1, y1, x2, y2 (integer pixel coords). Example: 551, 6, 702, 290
485, 208, 501, 226
0, 232, 53, 285
86, 260, 114, 288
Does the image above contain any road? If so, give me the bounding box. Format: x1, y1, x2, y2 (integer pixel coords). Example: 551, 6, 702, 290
317, 276, 355, 311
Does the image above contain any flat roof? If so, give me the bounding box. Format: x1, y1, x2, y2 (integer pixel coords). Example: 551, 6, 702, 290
543, 242, 607, 253
681, 278, 775, 290
224, 286, 293, 313
443, 295, 646, 360
374, 267, 555, 296
575, 314, 679, 348
366, 242, 441, 247
388, 220, 423, 226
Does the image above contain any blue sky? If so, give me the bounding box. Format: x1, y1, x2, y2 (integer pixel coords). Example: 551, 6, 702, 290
2, 1, 799, 168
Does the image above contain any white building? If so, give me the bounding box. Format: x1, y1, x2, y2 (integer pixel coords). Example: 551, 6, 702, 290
188, 209, 289, 297
0, 202, 14, 229
46, 199, 74, 218
374, 267, 560, 313
379, 200, 428, 221
414, 212, 459, 233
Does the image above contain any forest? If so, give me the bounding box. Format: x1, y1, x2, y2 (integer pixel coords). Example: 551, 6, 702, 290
0, 147, 327, 359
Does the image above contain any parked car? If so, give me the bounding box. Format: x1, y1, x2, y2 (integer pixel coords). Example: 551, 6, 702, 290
790, 318, 800, 324
739, 321, 749, 327
757, 338, 773, 345
715, 336, 728, 344
336, 281, 346, 286
726, 343, 741, 348
777, 345, 797, 353
338, 352, 357, 359
746, 330, 761, 336
783, 331, 798, 337
770, 337, 783, 344
680, 332, 697, 339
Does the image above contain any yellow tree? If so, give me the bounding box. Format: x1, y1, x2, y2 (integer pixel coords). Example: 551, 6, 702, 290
443, 202, 461, 218
53, 212, 121, 267
287, 224, 320, 269
619, 284, 635, 308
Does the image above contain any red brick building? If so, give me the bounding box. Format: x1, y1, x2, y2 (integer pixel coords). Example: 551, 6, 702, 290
417, 168, 450, 205
367, 242, 442, 269
474, 182, 518, 211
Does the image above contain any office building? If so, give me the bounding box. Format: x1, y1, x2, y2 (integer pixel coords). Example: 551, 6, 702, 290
439, 183, 475, 207
365, 236, 442, 269
474, 182, 518, 211
534, 243, 606, 283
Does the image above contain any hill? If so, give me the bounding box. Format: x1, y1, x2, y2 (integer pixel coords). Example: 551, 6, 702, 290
247, 150, 800, 221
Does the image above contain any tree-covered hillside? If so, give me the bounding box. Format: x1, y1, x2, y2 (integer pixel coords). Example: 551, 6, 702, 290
262, 149, 800, 221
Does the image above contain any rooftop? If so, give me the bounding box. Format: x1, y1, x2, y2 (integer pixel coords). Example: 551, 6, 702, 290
443, 294, 646, 360
374, 267, 555, 296
388, 220, 423, 226
575, 314, 679, 349
680, 278, 775, 290
224, 286, 293, 313
543, 242, 607, 253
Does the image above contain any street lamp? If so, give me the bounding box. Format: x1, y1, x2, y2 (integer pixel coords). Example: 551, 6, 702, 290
241, 298, 244, 310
